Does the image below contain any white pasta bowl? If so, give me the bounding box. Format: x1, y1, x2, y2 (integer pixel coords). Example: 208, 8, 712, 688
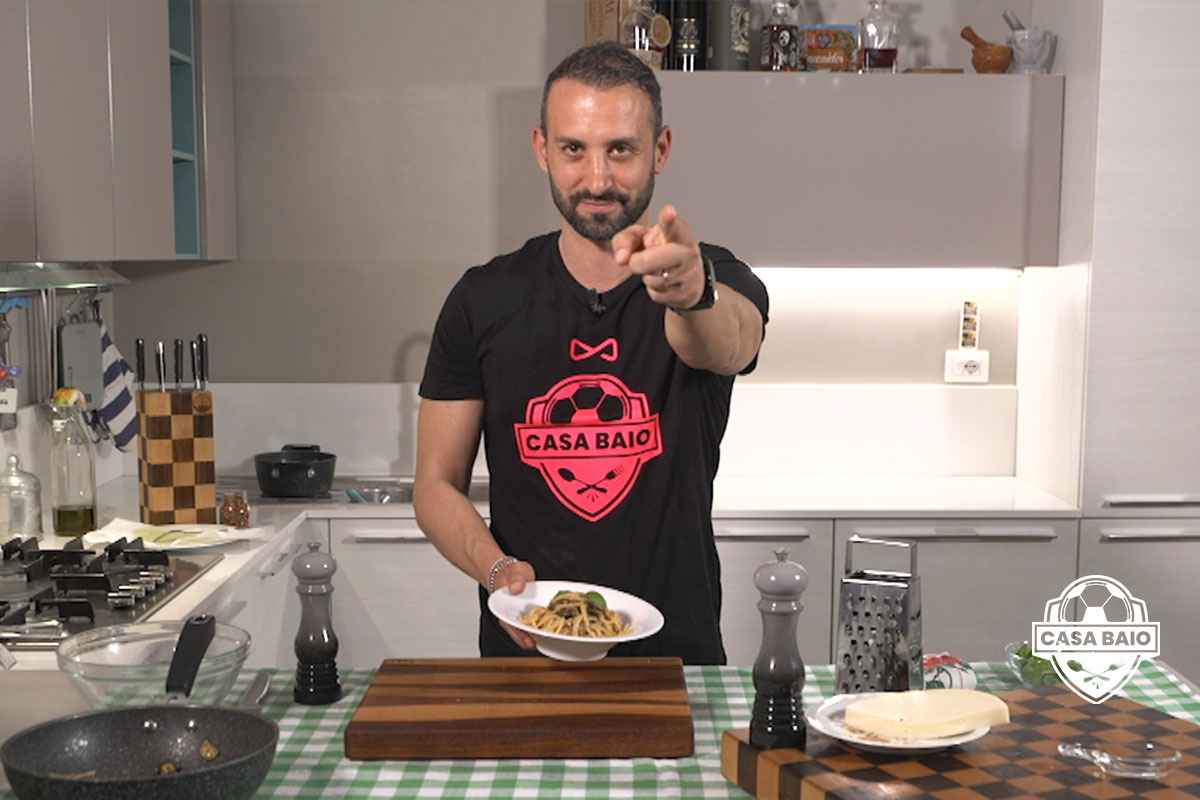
487, 580, 664, 661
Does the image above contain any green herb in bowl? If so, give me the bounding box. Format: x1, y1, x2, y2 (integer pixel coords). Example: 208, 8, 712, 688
1005, 641, 1061, 687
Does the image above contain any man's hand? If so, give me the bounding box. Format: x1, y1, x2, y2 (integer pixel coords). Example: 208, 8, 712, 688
493, 559, 537, 650
613, 205, 704, 311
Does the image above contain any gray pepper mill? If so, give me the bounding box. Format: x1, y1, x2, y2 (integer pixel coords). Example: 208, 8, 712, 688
750, 547, 808, 749
293, 542, 343, 705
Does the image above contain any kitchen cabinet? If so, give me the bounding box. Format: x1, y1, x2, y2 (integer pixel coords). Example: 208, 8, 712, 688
655, 72, 1064, 268
27, 0, 115, 261
1079, 519, 1200, 683
834, 519, 1078, 661
0, 0, 237, 262
0, 0, 36, 262
716, 519, 832, 667
1078, 4, 1200, 519
205, 519, 329, 669
328, 518, 484, 668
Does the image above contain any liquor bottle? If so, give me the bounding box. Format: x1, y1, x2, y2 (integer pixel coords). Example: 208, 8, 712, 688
859, 0, 899, 73
760, 0, 801, 72
708, 0, 751, 70
673, 0, 707, 71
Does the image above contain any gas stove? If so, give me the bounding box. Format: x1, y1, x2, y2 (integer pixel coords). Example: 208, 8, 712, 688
0, 535, 222, 651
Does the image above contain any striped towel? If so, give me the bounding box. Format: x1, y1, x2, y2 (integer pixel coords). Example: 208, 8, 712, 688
98, 320, 138, 451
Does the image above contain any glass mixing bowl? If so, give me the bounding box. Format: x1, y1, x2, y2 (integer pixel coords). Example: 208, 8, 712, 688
57, 620, 250, 708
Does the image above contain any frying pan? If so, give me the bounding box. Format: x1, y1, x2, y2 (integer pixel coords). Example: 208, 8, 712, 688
0, 616, 279, 800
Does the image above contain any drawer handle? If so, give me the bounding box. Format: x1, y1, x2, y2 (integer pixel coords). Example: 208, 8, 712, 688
714, 528, 811, 541
258, 542, 301, 578
350, 529, 425, 542
1103, 494, 1200, 507
852, 527, 1057, 541
1101, 528, 1200, 541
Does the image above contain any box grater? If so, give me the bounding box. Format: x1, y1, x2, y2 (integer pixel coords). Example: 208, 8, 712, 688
835, 535, 923, 694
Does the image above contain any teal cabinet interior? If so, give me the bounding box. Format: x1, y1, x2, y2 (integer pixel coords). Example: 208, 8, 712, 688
169, 0, 200, 258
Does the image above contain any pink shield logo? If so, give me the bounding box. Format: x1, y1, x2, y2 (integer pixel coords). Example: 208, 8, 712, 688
515, 374, 662, 522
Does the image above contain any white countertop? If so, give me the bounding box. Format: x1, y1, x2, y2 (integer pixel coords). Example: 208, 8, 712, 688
3, 471, 1075, 670
228, 473, 1078, 519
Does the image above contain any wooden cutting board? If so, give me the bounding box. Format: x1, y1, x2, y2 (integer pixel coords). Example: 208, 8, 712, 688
344, 657, 694, 760
723, 687, 1200, 799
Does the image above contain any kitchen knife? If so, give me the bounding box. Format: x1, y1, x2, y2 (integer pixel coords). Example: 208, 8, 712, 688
135, 338, 145, 392
155, 341, 166, 393
190, 340, 200, 391
197, 333, 209, 391
173, 338, 183, 391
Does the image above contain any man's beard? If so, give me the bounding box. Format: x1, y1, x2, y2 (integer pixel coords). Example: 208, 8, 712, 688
549, 174, 655, 243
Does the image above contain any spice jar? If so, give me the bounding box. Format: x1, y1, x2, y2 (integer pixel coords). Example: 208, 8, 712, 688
0, 454, 43, 539
220, 490, 251, 529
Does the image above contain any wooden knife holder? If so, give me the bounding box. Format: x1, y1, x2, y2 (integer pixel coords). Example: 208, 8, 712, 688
137, 389, 216, 524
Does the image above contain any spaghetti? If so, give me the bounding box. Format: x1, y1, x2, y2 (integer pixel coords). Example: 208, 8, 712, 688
520, 590, 632, 638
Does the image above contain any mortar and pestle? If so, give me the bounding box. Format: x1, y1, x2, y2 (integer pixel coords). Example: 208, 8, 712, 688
961, 26, 1013, 74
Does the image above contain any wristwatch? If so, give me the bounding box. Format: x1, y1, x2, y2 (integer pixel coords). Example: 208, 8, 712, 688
670, 253, 717, 314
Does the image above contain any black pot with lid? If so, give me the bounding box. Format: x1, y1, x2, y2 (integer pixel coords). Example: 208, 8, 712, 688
254, 445, 336, 498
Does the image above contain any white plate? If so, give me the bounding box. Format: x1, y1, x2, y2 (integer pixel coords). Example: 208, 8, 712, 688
806, 693, 991, 754
487, 580, 664, 662
83, 523, 267, 552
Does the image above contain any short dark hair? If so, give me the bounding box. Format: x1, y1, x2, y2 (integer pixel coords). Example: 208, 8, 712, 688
541, 42, 663, 138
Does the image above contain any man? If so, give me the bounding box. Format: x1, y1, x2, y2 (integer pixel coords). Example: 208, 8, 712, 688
413, 42, 768, 665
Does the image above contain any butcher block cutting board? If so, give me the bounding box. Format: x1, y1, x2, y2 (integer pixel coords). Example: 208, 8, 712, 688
722, 687, 1200, 799
344, 657, 694, 760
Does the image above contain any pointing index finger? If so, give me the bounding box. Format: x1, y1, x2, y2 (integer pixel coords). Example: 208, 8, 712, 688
612, 224, 649, 265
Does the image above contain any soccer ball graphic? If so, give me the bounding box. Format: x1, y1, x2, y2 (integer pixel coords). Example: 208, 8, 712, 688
1059, 579, 1134, 624
546, 378, 629, 425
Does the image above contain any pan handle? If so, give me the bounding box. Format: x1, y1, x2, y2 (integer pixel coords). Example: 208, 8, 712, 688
165, 614, 216, 699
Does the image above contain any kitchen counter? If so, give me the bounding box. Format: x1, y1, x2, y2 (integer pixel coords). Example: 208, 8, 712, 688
216, 473, 1079, 519
3, 660, 1195, 799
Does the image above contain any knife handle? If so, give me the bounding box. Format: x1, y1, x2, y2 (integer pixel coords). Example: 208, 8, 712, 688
190, 340, 200, 390
155, 341, 166, 393
173, 339, 183, 390
197, 333, 209, 390
134, 338, 145, 389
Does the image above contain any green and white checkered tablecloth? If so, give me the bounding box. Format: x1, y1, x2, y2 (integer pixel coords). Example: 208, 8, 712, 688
2, 661, 1196, 799
243, 659, 1200, 799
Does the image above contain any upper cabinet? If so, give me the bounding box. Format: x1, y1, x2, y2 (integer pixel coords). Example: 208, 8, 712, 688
0, 0, 236, 263
655, 73, 1064, 268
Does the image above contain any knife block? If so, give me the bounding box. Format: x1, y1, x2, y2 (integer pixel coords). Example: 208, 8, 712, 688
136, 390, 216, 524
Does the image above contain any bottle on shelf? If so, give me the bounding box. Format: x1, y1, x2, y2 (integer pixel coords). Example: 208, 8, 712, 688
673, 0, 708, 72
708, 0, 751, 71
760, 0, 803, 72
859, 0, 899, 73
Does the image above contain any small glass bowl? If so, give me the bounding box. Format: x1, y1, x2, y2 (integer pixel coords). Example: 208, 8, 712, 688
57, 621, 250, 708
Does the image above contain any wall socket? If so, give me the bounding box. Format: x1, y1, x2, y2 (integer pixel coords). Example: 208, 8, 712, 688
944, 349, 990, 383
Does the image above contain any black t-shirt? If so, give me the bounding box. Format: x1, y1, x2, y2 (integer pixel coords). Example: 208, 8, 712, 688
419, 231, 769, 665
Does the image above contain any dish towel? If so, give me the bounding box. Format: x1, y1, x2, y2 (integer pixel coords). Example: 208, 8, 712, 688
98, 320, 138, 451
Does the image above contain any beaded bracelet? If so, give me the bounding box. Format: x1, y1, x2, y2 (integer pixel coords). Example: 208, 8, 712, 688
486, 555, 519, 594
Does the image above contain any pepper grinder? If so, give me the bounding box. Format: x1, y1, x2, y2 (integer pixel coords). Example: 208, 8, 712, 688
750, 547, 809, 749
293, 542, 343, 705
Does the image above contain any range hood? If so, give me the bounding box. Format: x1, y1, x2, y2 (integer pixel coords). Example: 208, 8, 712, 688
0, 262, 129, 293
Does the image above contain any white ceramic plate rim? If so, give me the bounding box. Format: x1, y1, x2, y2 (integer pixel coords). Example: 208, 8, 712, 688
487, 580, 664, 644
82, 526, 252, 552
806, 693, 990, 753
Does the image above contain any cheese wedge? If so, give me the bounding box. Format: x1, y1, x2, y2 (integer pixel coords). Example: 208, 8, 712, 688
843, 689, 1009, 740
